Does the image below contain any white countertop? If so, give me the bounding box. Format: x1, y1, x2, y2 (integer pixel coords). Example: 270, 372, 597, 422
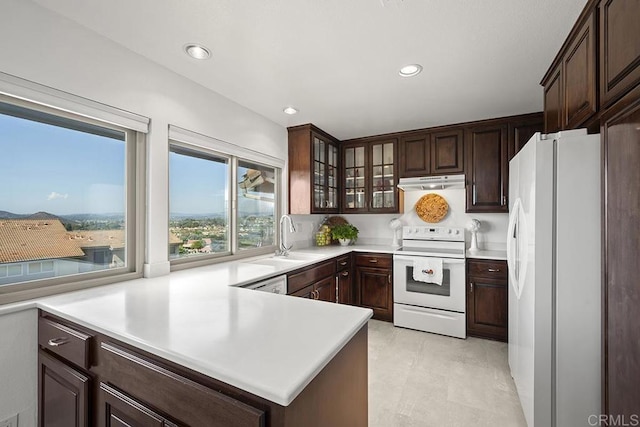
2, 244, 399, 406
466, 249, 507, 260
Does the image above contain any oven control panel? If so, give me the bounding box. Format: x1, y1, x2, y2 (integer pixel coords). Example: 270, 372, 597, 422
402, 226, 465, 241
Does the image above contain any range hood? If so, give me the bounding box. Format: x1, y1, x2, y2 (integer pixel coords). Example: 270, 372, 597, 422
397, 174, 465, 191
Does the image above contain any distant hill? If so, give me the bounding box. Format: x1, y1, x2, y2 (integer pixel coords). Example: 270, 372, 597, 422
26, 211, 63, 221
0, 210, 24, 219
0, 211, 123, 222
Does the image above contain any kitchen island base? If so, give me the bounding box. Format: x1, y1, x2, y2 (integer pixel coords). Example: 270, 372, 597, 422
38, 310, 368, 427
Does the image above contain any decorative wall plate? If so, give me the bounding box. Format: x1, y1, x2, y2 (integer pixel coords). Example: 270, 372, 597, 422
415, 193, 448, 223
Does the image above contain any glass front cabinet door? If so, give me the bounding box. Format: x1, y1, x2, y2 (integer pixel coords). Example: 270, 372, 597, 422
371, 140, 396, 211
313, 133, 339, 212
343, 139, 398, 213
344, 145, 367, 211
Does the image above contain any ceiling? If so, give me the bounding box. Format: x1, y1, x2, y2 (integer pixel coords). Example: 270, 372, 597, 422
33, 0, 586, 140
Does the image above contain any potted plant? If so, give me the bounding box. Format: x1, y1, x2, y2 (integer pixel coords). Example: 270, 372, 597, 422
331, 223, 359, 246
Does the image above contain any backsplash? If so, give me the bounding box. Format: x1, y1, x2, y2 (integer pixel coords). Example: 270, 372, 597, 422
288, 189, 508, 251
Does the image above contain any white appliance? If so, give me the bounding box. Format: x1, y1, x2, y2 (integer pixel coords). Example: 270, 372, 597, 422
507, 129, 601, 427
393, 225, 466, 338
243, 275, 287, 294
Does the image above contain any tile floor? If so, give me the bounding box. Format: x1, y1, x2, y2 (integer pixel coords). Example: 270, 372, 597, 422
368, 320, 527, 427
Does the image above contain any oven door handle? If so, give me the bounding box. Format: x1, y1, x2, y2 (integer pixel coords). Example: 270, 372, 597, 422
393, 255, 465, 264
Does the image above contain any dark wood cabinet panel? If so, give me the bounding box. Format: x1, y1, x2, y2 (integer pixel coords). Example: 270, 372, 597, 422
544, 65, 563, 133
314, 276, 336, 302
38, 317, 93, 370
98, 342, 265, 427
290, 284, 314, 299
288, 124, 340, 214
465, 124, 508, 212
508, 114, 544, 160
398, 133, 430, 177
601, 85, 640, 418
39, 350, 90, 427
431, 129, 464, 174
599, 0, 640, 107
466, 259, 508, 342
355, 256, 393, 322
564, 11, 597, 128
336, 270, 352, 305
287, 260, 336, 294
99, 383, 174, 427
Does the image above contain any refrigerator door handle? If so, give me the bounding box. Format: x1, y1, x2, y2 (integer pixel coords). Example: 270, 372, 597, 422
507, 198, 522, 298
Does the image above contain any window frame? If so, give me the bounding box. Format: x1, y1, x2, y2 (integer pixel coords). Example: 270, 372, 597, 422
168, 128, 283, 271
0, 94, 145, 305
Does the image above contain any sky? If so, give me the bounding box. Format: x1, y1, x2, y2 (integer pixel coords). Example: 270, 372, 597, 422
0, 111, 276, 218
0, 113, 125, 215
169, 151, 275, 217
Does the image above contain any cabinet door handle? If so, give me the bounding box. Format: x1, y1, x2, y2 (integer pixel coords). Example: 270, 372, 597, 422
388, 274, 392, 284
48, 337, 69, 347
470, 282, 474, 293
369, 259, 378, 263
340, 261, 347, 266
342, 271, 349, 276
502, 195, 507, 206
488, 268, 500, 272
335, 277, 339, 303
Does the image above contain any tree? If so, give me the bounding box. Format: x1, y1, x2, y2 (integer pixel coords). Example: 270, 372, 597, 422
191, 240, 205, 250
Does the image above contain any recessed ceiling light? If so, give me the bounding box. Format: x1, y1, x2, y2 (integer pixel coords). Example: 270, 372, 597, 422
283, 106, 298, 115
399, 64, 423, 77
184, 44, 211, 60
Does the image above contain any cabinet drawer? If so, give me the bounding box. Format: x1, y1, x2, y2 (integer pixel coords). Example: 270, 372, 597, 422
287, 260, 336, 294
38, 316, 93, 369
336, 255, 351, 271
467, 259, 507, 281
99, 342, 265, 427
354, 253, 392, 269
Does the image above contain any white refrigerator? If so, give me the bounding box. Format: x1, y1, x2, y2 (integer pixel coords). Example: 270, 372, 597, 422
507, 129, 601, 427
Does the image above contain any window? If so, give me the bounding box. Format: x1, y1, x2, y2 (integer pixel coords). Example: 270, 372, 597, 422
0, 96, 141, 293
237, 160, 276, 251
168, 134, 281, 264
169, 145, 230, 259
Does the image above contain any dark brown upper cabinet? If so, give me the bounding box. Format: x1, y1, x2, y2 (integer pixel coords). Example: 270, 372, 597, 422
398, 133, 430, 177
599, 0, 640, 108
398, 130, 463, 178
288, 124, 340, 214
542, 9, 597, 132
342, 138, 398, 213
507, 113, 544, 160
543, 64, 564, 133
431, 129, 464, 174
465, 123, 508, 213
563, 10, 597, 129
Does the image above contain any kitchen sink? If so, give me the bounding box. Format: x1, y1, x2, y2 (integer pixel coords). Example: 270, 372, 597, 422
243, 252, 325, 268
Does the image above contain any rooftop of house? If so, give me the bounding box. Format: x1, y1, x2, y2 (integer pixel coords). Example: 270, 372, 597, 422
0, 219, 85, 263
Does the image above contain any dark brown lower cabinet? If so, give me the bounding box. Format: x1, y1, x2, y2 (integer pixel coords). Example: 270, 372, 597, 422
354, 254, 393, 322
466, 259, 508, 341
336, 269, 352, 304
39, 350, 90, 427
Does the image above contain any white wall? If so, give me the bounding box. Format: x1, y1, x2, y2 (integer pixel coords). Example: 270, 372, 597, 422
401, 188, 509, 250
290, 190, 509, 250
0, 309, 37, 427
0, 1, 287, 423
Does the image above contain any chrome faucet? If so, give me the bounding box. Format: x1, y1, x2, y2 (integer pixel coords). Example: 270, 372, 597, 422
277, 214, 297, 256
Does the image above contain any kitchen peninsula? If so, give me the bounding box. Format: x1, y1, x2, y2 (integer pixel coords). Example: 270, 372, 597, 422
29, 253, 375, 427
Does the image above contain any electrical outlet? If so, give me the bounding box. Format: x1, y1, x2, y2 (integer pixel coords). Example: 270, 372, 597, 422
0, 414, 18, 427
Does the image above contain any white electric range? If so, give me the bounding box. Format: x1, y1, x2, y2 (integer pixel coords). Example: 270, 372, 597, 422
393, 225, 466, 338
